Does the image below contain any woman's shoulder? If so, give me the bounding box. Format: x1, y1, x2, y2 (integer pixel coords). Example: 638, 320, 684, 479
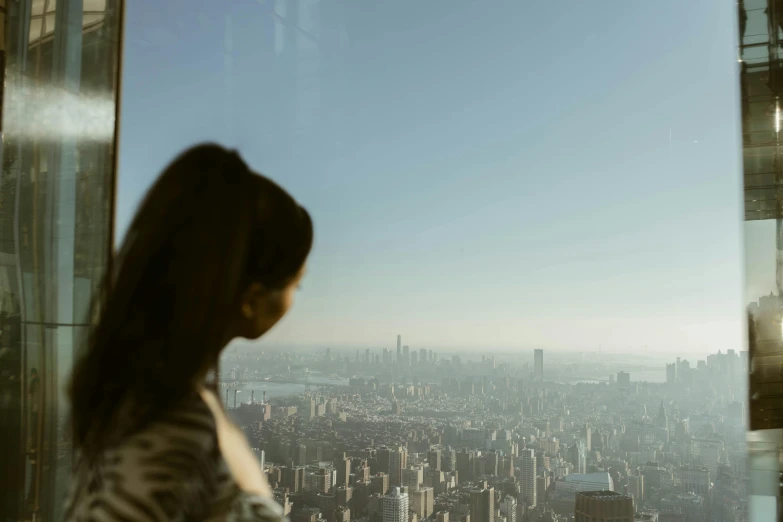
64, 393, 223, 521
133, 390, 219, 452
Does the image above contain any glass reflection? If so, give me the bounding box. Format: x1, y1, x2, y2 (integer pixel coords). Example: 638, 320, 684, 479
740, 0, 783, 519
0, 1, 122, 521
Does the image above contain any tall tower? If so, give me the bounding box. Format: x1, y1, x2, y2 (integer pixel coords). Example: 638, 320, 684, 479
519, 449, 537, 508
582, 424, 592, 452
533, 349, 544, 382
382, 487, 409, 522
657, 401, 669, 430
427, 448, 441, 471
397, 334, 402, 363
469, 488, 494, 522
337, 455, 351, 487
390, 446, 408, 486
502, 497, 517, 522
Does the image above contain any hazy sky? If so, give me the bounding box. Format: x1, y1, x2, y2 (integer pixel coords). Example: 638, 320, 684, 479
118, 0, 744, 355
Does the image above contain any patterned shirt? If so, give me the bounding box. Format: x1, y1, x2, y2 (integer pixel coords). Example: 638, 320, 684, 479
63, 392, 285, 522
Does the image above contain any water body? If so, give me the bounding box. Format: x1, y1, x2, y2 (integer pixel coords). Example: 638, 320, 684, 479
225, 376, 350, 407
565, 369, 664, 384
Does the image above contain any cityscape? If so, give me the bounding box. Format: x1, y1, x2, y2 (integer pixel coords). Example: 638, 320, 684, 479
219, 337, 748, 522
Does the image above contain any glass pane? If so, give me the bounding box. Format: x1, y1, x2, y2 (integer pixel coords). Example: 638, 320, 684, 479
741, 0, 783, 520
0, 0, 122, 520
119, 1, 752, 522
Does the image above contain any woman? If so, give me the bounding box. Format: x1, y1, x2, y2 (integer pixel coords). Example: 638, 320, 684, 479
64, 144, 313, 521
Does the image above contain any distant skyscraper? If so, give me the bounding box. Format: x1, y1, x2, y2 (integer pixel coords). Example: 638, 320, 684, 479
337, 456, 351, 487
574, 491, 634, 522
568, 443, 586, 474
617, 371, 631, 389
666, 362, 677, 385
283, 466, 306, 493
456, 450, 475, 481
403, 467, 424, 489
627, 474, 644, 503
403, 345, 410, 367
501, 497, 517, 522
376, 448, 392, 474
427, 449, 441, 471
397, 334, 402, 362
382, 487, 409, 522
390, 447, 408, 486
533, 349, 544, 382
372, 473, 390, 496
469, 488, 494, 522
410, 487, 435, 518
657, 401, 669, 430
519, 449, 537, 508
582, 424, 592, 452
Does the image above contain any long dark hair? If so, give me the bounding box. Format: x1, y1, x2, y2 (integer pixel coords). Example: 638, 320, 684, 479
69, 143, 313, 460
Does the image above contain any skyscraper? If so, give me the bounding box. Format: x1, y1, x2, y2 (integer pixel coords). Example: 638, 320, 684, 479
582, 424, 592, 452
372, 473, 390, 496
427, 448, 441, 471
390, 446, 408, 486
456, 449, 475, 482
519, 449, 537, 508
337, 456, 351, 487
382, 487, 409, 522
410, 487, 435, 518
666, 362, 677, 385
469, 487, 494, 522
657, 401, 669, 430
501, 497, 517, 522
617, 371, 631, 389
534, 349, 544, 382
568, 443, 587, 474
376, 447, 392, 474
397, 334, 402, 362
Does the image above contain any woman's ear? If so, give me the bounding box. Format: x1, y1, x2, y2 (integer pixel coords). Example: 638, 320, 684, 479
239, 282, 267, 317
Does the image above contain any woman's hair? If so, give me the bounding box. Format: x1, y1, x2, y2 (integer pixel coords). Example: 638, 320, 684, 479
69, 143, 313, 460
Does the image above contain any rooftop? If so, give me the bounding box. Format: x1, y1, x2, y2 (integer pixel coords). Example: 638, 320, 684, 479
577, 491, 630, 500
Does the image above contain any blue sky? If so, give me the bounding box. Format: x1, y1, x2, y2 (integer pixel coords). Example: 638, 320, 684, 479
118, 0, 744, 355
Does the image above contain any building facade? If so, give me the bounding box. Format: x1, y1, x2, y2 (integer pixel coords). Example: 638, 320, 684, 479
469, 487, 494, 522
574, 491, 634, 522
519, 449, 537, 508
382, 487, 409, 522
533, 349, 544, 382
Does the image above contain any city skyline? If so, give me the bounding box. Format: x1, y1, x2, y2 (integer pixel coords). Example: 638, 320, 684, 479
120, 0, 743, 354
228, 336, 730, 360
223, 342, 749, 521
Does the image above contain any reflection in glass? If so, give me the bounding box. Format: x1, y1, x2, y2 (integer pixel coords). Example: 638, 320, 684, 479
0, 1, 122, 520
740, 0, 783, 519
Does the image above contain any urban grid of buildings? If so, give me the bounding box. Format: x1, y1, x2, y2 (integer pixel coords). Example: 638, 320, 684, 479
221, 338, 749, 522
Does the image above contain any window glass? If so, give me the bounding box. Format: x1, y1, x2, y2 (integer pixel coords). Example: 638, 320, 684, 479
118, 1, 756, 522
0, 0, 123, 520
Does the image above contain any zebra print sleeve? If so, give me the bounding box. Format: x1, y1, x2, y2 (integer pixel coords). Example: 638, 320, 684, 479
64, 397, 221, 522
224, 491, 288, 522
